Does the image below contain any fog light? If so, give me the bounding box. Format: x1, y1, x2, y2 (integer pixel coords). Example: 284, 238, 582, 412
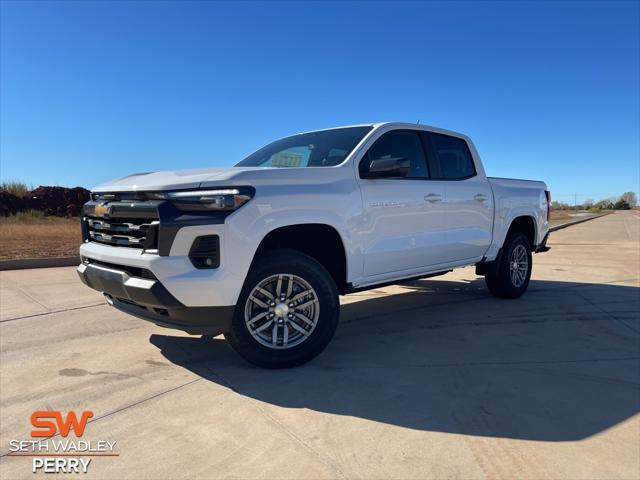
189, 235, 220, 269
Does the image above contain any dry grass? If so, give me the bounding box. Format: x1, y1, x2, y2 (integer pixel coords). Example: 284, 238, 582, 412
548, 210, 606, 228
0, 216, 82, 260
549, 210, 574, 227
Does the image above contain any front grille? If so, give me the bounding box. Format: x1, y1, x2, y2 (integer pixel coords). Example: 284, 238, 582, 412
87, 217, 157, 248
82, 192, 228, 257
82, 198, 162, 250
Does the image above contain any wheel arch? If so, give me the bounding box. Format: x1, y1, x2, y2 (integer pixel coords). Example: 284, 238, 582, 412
251, 223, 349, 294
506, 215, 537, 247
478, 214, 536, 276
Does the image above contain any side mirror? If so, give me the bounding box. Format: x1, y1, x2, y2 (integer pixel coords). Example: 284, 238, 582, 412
363, 157, 410, 179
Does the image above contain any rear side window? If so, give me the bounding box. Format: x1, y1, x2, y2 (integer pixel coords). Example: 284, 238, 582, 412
360, 130, 428, 179
422, 132, 476, 180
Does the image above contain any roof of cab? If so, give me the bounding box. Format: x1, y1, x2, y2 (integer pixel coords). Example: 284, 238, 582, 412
296, 121, 468, 140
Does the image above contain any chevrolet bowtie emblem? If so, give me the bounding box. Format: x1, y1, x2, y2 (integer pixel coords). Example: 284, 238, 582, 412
94, 203, 109, 217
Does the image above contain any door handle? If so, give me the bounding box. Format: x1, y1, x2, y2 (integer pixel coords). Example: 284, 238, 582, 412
474, 193, 488, 202
424, 193, 442, 203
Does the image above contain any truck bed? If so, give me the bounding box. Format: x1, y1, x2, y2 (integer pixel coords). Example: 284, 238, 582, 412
488, 176, 547, 190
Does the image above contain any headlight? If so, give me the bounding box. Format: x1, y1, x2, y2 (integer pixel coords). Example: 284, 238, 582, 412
150, 188, 254, 212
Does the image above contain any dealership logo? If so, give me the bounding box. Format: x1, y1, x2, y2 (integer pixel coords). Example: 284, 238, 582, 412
31, 411, 94, 438
7, 410, 118, 474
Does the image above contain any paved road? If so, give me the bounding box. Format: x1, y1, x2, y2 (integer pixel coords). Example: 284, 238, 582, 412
1, 211, 639, 479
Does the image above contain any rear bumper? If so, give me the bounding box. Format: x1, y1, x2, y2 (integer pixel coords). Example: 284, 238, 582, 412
77, 262, 234, 335
535, 232, 551, 253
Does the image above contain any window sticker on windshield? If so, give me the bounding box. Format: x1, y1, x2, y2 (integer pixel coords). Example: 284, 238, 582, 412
271, 151, 304, 167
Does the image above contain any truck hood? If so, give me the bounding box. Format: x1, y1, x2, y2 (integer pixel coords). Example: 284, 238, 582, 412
92, 165, 352, 192
92, 167, 265, 192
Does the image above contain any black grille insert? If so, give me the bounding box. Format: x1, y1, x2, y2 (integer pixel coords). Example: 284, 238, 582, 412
87, 218, 157, 248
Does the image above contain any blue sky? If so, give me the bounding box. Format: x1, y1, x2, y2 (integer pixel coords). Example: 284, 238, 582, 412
1, 0, 638, 204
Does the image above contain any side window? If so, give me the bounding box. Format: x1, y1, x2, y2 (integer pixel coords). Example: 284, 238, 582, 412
422, 132, 476, 180
359, 130, 428, 179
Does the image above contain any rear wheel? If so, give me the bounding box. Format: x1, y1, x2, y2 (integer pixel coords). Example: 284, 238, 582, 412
225, 249, 339, 368
484, 232, 532, 298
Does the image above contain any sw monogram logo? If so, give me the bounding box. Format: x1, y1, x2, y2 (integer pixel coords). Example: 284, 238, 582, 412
30, 411, 94, 438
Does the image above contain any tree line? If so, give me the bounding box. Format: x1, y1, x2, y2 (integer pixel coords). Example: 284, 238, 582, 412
552, 192, 638, 211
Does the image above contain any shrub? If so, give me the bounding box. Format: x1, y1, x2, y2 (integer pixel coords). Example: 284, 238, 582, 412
0, 180, 30, 197
614, 199, 631, 210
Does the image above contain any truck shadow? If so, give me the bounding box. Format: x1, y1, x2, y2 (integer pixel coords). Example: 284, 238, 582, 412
149, 278, 640, 441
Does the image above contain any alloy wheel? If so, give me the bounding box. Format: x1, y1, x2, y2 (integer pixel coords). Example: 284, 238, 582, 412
509, 244, 529, 287
244, 274, 320, 349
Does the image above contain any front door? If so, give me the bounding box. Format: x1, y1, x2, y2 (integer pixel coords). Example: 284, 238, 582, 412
358, 129, 448, 277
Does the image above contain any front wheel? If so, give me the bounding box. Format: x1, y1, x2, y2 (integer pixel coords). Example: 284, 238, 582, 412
225, 249, 340, 368
484, 232, 532, 299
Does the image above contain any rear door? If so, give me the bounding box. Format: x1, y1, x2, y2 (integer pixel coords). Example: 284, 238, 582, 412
421, 131, 493, 262
358, 129, 448, 277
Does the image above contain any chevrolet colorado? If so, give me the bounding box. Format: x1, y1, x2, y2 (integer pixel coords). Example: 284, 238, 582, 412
78, 122, 550, 368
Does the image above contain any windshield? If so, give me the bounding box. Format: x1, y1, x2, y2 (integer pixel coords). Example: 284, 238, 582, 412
235, 126, 372, 168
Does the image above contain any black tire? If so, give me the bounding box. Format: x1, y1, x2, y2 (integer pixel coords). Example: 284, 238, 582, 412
224, 249, 340, 368
484, 232, 532, 299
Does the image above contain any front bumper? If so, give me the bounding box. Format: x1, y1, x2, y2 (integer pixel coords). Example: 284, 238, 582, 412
79, 234, 246, 307
77, 261, 234, 335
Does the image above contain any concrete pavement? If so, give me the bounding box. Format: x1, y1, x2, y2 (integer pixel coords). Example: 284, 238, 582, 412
1, 211, 639, 479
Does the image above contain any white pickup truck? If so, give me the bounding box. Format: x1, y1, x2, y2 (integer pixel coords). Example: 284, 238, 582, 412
78, 122, 550, 368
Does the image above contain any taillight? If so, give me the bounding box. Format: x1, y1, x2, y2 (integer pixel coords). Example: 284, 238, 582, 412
545, 190, 551, 220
